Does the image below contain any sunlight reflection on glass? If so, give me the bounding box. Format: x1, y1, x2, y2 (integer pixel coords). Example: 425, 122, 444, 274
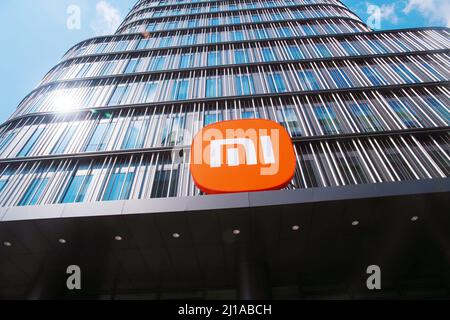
51, 91, 77, 112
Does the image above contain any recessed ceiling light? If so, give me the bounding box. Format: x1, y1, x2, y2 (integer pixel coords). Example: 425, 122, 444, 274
292, 225, 300, 231
352, 220, 359, 226
233, 229, 241, 235
411, 216, 419, 222
172, 233, 181, 239
3, 241, 12, 247
58, 239, 67, 244
114, 235, 123, 241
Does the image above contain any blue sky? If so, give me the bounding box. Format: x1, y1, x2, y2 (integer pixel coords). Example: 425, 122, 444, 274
0, 0, 448, 123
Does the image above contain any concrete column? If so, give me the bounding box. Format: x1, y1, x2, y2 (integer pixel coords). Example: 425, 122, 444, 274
238, 259, 271, 300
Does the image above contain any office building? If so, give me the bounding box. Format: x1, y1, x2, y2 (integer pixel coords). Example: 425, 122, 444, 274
0, 0, 449, 299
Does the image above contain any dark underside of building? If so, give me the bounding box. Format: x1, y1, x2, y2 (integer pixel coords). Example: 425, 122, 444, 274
1, 179, 449, 299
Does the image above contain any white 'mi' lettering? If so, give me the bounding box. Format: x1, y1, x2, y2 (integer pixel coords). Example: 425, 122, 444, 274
209, 136, 275, 168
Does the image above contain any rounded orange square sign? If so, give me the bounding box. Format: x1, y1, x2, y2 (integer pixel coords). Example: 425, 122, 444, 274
190, 119, 296, 194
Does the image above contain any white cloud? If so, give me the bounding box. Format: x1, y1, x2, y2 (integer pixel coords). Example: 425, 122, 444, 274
90, 1, 122, 35
366, 2, 399, 29
403, 0, 450, 27
378, 3, 399, 24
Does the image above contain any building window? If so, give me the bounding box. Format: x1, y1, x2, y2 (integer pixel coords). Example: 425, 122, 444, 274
60, 169, 93, 204
388, 100, 419, 128
172, 79, 189, 100
329, 68, 352, 88
272, 13, 283, 21
392, 64, 420, 83
255, 29, 268, 39
151, 167, 179, 198
0, 131, 16, 153
210, 18, 219, 26
345, 155, 370, 184
316, 43, 332, 57
143, 82, 158, 103
426, 97, 449, 123
100, 61, 115, 76
314, 105, 340, 135
235, 75, 254, 96
207, 51, 221, 66
232, 31, 244, 41
0, 181, 6, 194
361, 66, 384, 86
262, 48, 276, 62
124, 58, 140, 74
204, 112, 223, 126
293, 10, 305, 19
149, 56, 165, 71
303, 24, 315, 36
355, 155, 372, 183
85, 121, 113, 152
206, 77, 222, 98
385, 149, 415, 180
280, 108, 302, 137
298, 70, 320, 91
349, 103, 383, 131
421, 62, 445, 81
162, 116, 185, 146
52, 124, 78, 154
96, 43, 107, 54
324, 24, 336, 35
146, 24, 156, 32
187, 20, 198, 28
289, 46, 303, 60
115, 41, 128, 51
102, 171, 135, 201
280, 27, 293, 37
17, 127, 44, 157
76, 63, 91, 78
122, 118, 145, 150
252, 15, 262, 22
341, 42, 358, 56
231, 16, 241, 24
167, 21, 178, 29
108, 84, 130, 106
267, 73, 286, 93
19, 177, 49, 206
241, 111, 255, 119
300, 158, 320, 188
367, 39, 386, 54
181, 34, 196, 46
207, 32, 220, 44
159, 36, 173, 47
179, 54, 192, 68
137, 39, 149, 50
234, 49, 248, 64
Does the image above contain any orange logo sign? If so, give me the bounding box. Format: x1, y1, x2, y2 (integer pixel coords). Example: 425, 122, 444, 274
190, 119, 296, 194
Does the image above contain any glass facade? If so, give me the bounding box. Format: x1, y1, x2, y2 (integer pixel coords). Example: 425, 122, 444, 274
0, 0, 449, 207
